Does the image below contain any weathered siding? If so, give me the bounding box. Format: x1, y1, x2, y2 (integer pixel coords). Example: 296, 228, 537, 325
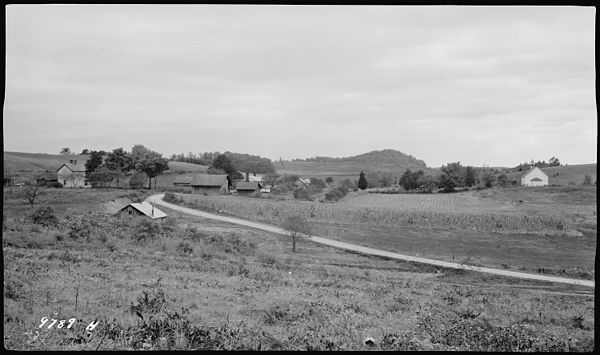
57, 166, 87, 188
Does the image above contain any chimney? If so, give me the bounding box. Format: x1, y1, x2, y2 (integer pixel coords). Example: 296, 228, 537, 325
245, 172, 249, 182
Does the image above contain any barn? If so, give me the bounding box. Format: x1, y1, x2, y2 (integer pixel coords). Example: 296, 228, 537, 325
116, 202, 167, 221
191, 174, 231, 195
173, 176, 193, 190
235, 181, 262, 195
521, 167, 549, 187
56, 163, 89, 188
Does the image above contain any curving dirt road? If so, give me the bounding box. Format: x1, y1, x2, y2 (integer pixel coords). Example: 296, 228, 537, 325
147, 194, 594, 288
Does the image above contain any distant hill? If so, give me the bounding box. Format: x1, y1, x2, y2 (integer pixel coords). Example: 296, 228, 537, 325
274, 149, 432, 178
3, 151, 208, 179
3, 151, 91, 174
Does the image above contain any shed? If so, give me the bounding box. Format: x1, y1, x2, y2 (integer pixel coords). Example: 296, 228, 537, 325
235, 181, 262, 195
521, 167, 549, 187
191, 174, 231, 195
116, 202, 167, 220
294, 178, 311, 188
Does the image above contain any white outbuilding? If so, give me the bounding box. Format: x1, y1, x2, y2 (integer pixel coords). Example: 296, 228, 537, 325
521, 167, 549, 187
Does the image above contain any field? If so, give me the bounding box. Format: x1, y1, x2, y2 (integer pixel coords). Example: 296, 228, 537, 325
2, 187, 595, 350
171, 186, 596, 279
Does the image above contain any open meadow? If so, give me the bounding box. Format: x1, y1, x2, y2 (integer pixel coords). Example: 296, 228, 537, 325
2, 187, 595, 350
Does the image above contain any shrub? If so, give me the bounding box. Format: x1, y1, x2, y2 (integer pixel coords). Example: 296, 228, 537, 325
132, 218, 163, 242
271, 185, 289, 195
293, 188, 309, 200
163, 192, 178, 203
29, 205, 58, 227
177, 241, 194, 256
325, 186, 349, 201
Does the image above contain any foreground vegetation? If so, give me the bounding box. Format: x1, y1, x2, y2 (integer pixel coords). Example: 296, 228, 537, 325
3, 188, 595, 350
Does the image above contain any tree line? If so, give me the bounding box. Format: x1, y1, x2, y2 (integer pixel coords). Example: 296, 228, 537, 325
170, 151, 275, 175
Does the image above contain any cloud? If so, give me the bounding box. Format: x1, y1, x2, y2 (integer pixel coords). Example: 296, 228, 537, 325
3, 5, 596, 167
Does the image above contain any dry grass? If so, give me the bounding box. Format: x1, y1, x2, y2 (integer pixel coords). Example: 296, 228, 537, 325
3, 188, 595, 350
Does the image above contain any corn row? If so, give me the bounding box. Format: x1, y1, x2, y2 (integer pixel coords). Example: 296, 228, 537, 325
177, 195, 571, 235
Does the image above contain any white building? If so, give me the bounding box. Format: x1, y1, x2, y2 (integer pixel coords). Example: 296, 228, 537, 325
521, 167, 549, 187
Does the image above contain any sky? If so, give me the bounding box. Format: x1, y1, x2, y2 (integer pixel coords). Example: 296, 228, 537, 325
3, 5, 597, 168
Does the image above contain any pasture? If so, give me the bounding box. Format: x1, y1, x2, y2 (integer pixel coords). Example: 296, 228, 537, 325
2, 187, 595, 350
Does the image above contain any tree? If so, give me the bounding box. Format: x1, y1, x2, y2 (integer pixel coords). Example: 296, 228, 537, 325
80, 149, 90, 155
104, 148, 133, 187
496, 173, 509, 188
21, 177, 44, 208
131, 145, 169, 189
211, 154, 237, 181
439, 162, 465, 192
478, 167, 496, 188
583, 174, 592, 185
60, 147, 72, 155
263, 173, 281, 187
357, 171, 368, 190
325, 176, 334, 185
465, 166, 476, 187
549, 157, 560, 167
88, 166, 117, 188
282, 215, 311, 252
85, 150, 104, 175
129, 172, 147, 189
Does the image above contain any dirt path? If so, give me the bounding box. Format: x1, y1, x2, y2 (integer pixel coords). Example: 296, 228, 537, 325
147, 194, 595, 288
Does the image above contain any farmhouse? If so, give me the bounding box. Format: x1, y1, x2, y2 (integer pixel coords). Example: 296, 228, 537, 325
521, 167, 549, 187
116, 202, 167, 221
235, 181, 262, 195
56, 163, 89, 188
191, 174, 231, 195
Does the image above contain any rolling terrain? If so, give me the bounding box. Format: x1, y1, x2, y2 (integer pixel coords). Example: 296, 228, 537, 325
273, 149, 438, 178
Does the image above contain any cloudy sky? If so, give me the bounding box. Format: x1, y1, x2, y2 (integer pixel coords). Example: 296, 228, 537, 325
4, 5, 596, 167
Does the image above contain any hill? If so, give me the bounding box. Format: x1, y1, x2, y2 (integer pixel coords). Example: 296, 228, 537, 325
273, 149, 432, 178
3, 151, 91, 174
3, 151, 208, 179
506, 164, 597, 186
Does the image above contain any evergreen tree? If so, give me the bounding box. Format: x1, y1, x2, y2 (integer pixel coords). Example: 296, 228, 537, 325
357, 171, 368, 190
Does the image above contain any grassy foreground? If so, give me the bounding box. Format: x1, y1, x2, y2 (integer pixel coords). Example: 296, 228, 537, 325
3, 189, 595, 351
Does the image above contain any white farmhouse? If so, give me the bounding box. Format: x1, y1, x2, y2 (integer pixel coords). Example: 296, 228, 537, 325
521, 167, 549, 187
57, 161, 89, 188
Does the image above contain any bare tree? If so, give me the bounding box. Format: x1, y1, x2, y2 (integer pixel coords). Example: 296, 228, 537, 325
282, 215, 311, 252
21, 177, 44, 208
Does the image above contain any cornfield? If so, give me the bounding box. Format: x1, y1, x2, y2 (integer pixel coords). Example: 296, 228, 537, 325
175, 194, 571, 235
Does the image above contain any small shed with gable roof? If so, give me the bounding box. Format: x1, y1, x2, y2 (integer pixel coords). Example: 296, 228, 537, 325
235, 181, 262, 195
116, 201, 167, 220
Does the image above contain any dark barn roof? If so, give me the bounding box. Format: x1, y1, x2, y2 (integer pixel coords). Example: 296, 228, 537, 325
173, 176, 193, 185
191, 174, 229, 187
235, 181, 262, 191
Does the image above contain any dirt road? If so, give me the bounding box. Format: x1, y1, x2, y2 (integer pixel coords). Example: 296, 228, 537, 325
147, 194, 595, 288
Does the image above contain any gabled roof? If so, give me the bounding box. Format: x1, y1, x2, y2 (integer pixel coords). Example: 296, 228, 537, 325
57, 163, 86, 173
173, 176, 193, 185
296, 178, 311, 184
119, 202, 167, 219
521, 166, 548, 179
191, 174, 229, 187
236, 181, 262, 191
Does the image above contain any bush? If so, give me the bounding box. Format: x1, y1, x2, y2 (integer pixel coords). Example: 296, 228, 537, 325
132, 218, 163, 242
325, 186, 349, 201
293, 188, 309, 200
271, 185, 289, 195
163, 192, 178, 203
29, 205, 58, 227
